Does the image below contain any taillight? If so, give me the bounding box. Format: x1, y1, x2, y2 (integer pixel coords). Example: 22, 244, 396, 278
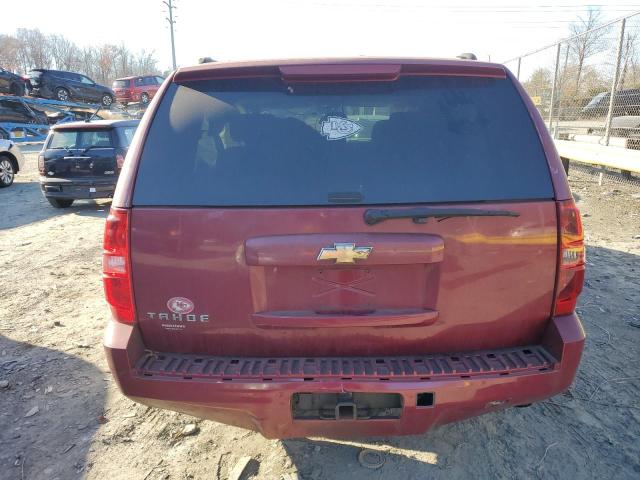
103, 208, 135, 323
554, 199, 585, 316
116, 153, 125, 169
38, 154, 45, 174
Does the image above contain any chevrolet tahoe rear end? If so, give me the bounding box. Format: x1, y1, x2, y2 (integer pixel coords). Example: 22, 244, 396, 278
103, 58, 585, 438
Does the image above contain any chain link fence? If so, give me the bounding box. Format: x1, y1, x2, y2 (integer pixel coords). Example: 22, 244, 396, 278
504, 12, 640, 149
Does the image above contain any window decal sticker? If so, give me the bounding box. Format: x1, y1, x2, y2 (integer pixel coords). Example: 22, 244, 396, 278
320, 116, 362, 140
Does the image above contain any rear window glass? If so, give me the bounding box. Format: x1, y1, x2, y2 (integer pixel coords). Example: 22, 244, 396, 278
49, 129, 113, 149
586, 92, 607, 107
133, 76, 553, 206
118, 126, 137, 146
113, 80, 129, 88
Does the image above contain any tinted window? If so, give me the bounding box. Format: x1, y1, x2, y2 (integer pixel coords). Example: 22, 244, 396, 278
586, 93, 607, 107
113, 80, 129, 88
49, 129, 113, 149
0, 100, 26, 113
155, 76, 164, 84
55, 72, 73, 80
118, 126, 137, 146
135, 77, 144, 86
134, 76, 553, 206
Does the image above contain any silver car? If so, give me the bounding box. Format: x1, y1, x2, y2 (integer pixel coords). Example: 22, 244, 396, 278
0, 139, 25, 187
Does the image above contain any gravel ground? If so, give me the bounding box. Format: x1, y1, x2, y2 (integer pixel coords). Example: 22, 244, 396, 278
0, 153, 639, 480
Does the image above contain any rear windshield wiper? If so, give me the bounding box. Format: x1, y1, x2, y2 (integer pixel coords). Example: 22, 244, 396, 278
364, 207, 520, 225
81, 145, 109, 154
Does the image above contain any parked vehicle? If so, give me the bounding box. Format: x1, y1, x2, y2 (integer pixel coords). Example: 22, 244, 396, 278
39, 119, 139, 208
0, 97, 48, 125
27, 69, 115, 107
0, 138, 25, 187
581, 89, 640, 118
103, 58, 585, 439
45, 107, 104, 124
112, 75, 164, 105
0, 67, 26, 96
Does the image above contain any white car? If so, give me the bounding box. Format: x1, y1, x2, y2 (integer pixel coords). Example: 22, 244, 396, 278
0, 139, 25, 187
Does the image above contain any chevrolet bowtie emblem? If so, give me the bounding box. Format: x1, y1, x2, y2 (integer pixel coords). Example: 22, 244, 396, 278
317, 243, 373, 264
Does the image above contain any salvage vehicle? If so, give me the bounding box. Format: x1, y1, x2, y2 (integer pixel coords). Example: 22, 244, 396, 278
0, 97, 48, 125
0, 67, 27, 96
103, 58, 586, 439
582, 88, 640, 118
39, 119, 138, 207
112, 75, 164, 105
0, 138, 25, 187
27, 69, 115, 107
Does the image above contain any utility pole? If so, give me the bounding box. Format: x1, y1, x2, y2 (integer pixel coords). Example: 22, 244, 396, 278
163, 0, 177, 70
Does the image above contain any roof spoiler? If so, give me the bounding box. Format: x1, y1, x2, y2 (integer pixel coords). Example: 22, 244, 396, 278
174, 59, 505, 83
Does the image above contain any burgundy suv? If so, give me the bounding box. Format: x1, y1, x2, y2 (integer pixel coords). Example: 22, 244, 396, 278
112, 75, 164, 106
103, 58, 585, 439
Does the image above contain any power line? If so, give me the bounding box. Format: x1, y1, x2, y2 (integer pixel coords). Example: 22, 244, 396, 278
503, 10, 640, 62
310, 2, 640, 7
307, 1, 640, 14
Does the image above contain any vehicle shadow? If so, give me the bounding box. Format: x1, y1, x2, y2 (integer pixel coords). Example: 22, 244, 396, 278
0, 335, 106, 480
0, 180, 109, 230
280, 245, 640, 479
280, 419, 512, 480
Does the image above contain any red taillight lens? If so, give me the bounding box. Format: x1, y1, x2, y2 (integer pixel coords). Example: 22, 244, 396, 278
116, 153, 125, 169
554, 199, 585, 316
103, 208, 135, 323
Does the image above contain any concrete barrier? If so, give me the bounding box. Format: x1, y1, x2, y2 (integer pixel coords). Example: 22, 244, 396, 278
554, 139, 640, 174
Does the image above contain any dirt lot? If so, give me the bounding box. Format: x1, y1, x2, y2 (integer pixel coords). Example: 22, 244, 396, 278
1, 153, 639, 480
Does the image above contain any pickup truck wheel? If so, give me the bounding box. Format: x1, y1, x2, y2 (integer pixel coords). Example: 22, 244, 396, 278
0, 156, 16, 187
140, 92, 150, 105
56, 87, 70, 102
47, 198, 74, 208
102, 94, 113, 107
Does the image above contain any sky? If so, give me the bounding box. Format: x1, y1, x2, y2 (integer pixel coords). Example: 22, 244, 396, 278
3, 0, 640, 72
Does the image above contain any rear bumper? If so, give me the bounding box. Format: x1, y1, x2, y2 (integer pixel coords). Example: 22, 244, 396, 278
40, 177, 116, 199
104, 314, 585, 439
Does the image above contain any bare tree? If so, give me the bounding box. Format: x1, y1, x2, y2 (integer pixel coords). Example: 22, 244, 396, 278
524, 68, 553, 97
1, 28, 160, 85
0, 35, 22, 71
49, 35, 81, 72
115, 43, 131, 79
568, 8, 609, 93
618, 30, 639, 90
15, 29, 52, 71
133, 50, 158, 76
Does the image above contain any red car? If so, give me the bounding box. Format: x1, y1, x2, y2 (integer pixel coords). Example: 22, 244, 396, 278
103, 58, 585, 439
112, 75, 164, 106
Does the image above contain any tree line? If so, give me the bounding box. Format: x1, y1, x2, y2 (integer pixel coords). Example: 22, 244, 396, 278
0, 28, 161, 86
522, 8, 640, 110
